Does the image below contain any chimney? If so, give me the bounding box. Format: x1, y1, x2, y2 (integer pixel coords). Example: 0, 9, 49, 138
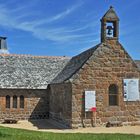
0, 37, 9, 54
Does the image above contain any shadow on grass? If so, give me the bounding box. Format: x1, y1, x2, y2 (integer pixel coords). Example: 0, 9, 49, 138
0, 132, 11, 138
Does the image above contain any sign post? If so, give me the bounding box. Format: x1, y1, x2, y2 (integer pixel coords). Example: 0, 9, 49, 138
91, 107, 97, 126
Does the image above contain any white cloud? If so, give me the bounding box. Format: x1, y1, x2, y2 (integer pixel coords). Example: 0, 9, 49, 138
25, 1, 84, 27
0, 1, 99, 43
47, 2, 83, 22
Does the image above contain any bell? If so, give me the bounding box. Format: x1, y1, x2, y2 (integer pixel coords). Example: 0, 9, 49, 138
106, 26, 113, 35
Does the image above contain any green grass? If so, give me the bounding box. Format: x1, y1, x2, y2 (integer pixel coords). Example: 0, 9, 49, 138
0, 126, 140, 140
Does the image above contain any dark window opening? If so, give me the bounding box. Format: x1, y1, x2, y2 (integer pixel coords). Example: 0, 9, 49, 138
13, 95, 17, 108
20, 95, 24, 108
6, 95, 10, 108
109, 84, 118, 106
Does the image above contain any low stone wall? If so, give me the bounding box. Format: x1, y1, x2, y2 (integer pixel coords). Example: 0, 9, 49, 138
0, 89, 49, 122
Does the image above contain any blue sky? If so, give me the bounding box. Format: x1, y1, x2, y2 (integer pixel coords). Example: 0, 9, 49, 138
0, 0, 140, 59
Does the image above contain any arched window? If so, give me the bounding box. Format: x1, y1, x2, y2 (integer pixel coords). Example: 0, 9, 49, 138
20, 95, 24, 108
6, 95, 10, 108
13, 95, 17, 108
109, 84, 118, 106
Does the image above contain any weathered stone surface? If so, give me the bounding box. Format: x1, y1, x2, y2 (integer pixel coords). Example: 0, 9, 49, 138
70, 41, 140, 128
0, 89, 49, 122
49, 83, 72, 128
135, 60, 140, 69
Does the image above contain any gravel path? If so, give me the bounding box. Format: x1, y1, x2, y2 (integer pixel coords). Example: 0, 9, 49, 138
0, 120, 140, 135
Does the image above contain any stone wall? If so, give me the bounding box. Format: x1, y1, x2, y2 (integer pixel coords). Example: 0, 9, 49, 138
71, 41, 140, 128
49, 83, 72, 127
0, 89, 49, 122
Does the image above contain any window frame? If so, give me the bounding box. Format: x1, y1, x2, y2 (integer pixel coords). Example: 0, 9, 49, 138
108, 84, 118, 106
20, 95, 24, 109
13, 95, 17, 108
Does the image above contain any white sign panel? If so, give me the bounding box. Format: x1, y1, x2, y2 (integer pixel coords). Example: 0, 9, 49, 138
123, 79, 140, 101
85, 91, 96, 112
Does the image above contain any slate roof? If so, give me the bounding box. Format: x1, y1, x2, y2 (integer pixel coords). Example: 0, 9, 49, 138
0, 54, 69, 89
135, 60, 140, 69
52, 44, 100, 83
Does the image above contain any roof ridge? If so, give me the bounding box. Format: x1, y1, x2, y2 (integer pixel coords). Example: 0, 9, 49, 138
0, 53, 71, 59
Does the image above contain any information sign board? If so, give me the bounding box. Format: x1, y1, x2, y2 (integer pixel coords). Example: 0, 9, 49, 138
85, 91, 96, 112
123, 79, 139, 101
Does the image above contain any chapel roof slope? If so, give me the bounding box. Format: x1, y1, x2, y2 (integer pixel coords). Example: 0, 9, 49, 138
52, 44, 100, 84
0, 54, 70, 89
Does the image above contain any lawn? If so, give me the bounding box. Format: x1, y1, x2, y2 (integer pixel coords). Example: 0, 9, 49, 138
0, 126, 140, 140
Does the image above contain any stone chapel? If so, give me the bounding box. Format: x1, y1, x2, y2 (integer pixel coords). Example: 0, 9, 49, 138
0, 6, 139, 128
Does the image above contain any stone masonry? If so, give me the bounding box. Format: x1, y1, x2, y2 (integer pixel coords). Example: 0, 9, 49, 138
71, 40, 140, 128
0, 89, 49, 122
49, 83, 72, 127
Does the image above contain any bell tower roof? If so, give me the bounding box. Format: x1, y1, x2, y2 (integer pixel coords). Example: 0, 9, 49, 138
102, 6, 119, 21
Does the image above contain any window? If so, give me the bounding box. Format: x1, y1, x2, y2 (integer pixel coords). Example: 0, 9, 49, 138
109, 84, 118, 106
6, 95, 10, 108
13, 95, 17, 108
20, 95, 24, 108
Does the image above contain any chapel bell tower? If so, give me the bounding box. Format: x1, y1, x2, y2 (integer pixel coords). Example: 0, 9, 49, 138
101, 6, 119, 43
